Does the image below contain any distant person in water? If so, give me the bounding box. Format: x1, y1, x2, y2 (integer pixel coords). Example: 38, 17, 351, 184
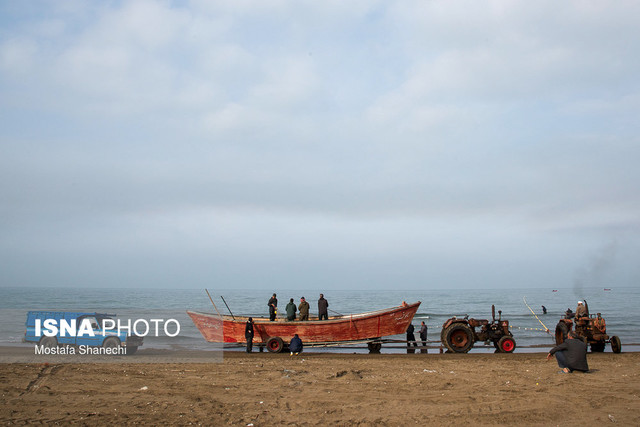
542, 305, 547, 314
298, 297, 310, 321
245, 317, 254, 353
289, 334, 303, 355
286, 298, 297, 321
268, 293, 278, 321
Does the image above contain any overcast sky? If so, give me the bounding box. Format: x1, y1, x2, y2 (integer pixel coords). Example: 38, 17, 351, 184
1, 1, 639, 290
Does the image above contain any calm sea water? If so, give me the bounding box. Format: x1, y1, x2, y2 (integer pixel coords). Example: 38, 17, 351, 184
1, 287, 637, 353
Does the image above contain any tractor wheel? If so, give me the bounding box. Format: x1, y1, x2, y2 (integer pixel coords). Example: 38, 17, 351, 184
39, 336, 58, 348
443, 323, 474, 353
610, 336, 621, 354
497, 336, 516, 353
590, 342, 605, 352
555, 321, 568, 345
266, 336, 284, 353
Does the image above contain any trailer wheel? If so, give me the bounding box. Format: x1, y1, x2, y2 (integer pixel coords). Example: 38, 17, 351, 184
498, 336, 516, 353
367, 342, 382, 354
266, 337, 284, 353
610, 336, 621, 354
443, 323, 474, 353
39, 336, 58, 348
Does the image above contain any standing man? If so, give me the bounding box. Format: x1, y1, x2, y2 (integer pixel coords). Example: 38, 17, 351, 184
546, 331, 589, 373
541, 305, 547, 314
406, 323, 417, 354
298, 297, 310, 321
286, 298, 297, 321
594, 313, 606, 333
268, 293, 278, 321
419, 321, 428, 353
575, 301, 587, 318
318, 294, 329, 320
245, 317, 255, 353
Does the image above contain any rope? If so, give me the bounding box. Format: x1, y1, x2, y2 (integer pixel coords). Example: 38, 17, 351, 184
523, 296, 550, 333
510, 325, 552, 332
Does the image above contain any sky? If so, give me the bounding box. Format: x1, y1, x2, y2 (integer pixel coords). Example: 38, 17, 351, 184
1, 1, 639, 290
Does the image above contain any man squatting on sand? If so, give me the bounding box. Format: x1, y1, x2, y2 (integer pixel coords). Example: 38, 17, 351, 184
546, 330, 589, 374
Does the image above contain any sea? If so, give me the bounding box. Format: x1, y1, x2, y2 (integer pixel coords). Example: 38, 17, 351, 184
1, 286, 638, 354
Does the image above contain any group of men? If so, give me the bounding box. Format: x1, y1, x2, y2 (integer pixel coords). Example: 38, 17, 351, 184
268, 293, 329, 322
248, 297, 599, 374
244, 293, 329, 353
406, 321, 428, 353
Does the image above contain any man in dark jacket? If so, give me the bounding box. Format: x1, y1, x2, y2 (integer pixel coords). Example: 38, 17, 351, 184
547, 331, 589, 373
289, 334, 303, 355
419, 321, 428, 353
268, 293, 278, 321
286, 298, 297, 321
298, 297, 310, 321
406, 323, 417, 354
318, 294, 329, 320
245, 317, 255, 353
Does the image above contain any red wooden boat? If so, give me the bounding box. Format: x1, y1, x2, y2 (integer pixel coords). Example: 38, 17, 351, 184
187, 301, 421, 352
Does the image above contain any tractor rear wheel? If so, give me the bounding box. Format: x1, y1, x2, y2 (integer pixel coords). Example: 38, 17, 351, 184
497, 336, 516, 353
443, 323, 474, 353
610, 336, 621, 354
590, 342, 605, 352
266, 336, 284, 353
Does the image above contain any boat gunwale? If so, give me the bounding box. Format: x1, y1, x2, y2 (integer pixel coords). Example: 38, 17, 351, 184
187, 301, 421, 324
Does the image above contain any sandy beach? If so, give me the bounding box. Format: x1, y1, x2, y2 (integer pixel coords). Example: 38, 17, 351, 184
1, 349, 639, 426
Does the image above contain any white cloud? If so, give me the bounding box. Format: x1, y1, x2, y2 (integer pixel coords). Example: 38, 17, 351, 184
1, 0, 639, 288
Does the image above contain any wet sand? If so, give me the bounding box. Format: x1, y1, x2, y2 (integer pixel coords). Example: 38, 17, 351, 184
1, 350, 639, 425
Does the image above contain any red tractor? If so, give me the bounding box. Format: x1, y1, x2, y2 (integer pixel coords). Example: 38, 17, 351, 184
555, 300, 621, 353
441, 305, 516, 353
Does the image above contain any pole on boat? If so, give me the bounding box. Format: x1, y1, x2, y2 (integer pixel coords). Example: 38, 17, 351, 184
220, 295, 236, 320
205, 289, 223, 318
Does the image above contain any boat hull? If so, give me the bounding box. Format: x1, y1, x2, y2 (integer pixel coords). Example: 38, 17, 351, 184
187, 302, 421, 344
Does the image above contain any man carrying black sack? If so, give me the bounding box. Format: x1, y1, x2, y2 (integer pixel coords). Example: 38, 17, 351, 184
547, 331, 589, 373
245, 317, 255, 353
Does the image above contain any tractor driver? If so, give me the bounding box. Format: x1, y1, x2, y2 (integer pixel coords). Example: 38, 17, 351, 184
594, 313, 606, 334
575, 301, 587, 319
